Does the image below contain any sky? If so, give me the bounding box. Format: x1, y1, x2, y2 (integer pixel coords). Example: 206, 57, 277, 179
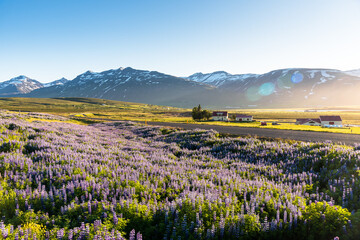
1, 0, 360, 83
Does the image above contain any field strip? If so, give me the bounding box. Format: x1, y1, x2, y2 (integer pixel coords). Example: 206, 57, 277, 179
72, 116, 360, 146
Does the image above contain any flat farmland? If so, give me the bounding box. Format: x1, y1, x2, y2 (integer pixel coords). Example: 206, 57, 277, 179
1, 97, 360, 135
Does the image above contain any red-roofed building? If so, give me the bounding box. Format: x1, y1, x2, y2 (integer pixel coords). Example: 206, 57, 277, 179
296, 115, 342, 127
319, 116, 342, 126
295, 118, 321, 126
236, 114, 253, 122
212, 111, 228, 121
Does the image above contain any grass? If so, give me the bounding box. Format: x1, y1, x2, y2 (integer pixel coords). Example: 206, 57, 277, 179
0, 97, 182, 113
24, 117, 100, 125
0, 97, 359, 134
0, 97, 187, 120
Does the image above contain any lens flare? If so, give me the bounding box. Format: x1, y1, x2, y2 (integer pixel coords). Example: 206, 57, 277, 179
246, 86, 262, 102
291, 72, 303, 84
277, 74, 294, 89
258, 82, 275, 96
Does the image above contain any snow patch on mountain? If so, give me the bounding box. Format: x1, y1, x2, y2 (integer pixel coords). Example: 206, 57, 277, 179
345, 69, 360, 78
187, 71, 258, 87
320, 70, 337, 78
307, 70, 317, 78
44, 78, 69, 87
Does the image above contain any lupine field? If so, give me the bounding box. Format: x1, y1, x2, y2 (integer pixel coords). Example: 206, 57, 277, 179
0, 112, 360, 239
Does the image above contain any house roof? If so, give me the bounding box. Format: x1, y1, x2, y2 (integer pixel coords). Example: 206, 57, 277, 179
296, 118, 321, 124
212, 111, 228, 116
236, 114, 253, 118
319, 116, 342, 122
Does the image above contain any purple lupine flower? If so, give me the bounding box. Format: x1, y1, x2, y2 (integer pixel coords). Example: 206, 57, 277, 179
113, 212, 118, 225
129, 229, 136, 240
88, 202, 92, 214
136, 232, 142, 240
57, 228, 64, 239
68, 230, 73, 240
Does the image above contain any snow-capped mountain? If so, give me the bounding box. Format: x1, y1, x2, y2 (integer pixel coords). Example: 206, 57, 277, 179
187, 68, 358, 88
0, 76, 69, 96
27, 67, 217, 107
3, 67, 360, 108
0, 75, 43, 96
187, 68, 360, 107
43, 78, 69, 87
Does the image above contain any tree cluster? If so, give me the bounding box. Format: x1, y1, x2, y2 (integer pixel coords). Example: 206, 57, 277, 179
192, 104, 212, 120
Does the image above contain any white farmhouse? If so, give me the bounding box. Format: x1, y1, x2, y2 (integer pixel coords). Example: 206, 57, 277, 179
296, 115, 343, 127
236, 114, 253, 122
319, 116, 342, 127
212, 111, 228, 121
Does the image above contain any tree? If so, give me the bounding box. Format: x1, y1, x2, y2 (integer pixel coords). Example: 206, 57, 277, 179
202, 110, 212, 120
192, 104, 212, 121
192, 104, 202, 120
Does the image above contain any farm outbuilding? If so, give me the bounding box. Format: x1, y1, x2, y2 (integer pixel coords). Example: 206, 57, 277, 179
235, 114, 253, 122
295, 118, 321, 126
319, 116, 342, 127
212, 111, 228, 121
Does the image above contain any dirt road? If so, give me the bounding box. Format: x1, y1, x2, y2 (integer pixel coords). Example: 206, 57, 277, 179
143, 121, 360, 146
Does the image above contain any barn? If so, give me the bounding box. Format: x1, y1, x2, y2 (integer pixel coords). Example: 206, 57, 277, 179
295, 118, 321, 126
212, 111, 228, 121
236, 114, 253, 122
319, 115, 342, 127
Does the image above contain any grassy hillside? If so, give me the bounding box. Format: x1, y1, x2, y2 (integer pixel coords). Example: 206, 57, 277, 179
0, 97, 188, 119
0, 97, 178, 112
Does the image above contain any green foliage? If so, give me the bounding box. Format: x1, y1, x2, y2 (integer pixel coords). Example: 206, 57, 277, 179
0, 141, 22, 153
192, 104, 212, 120
160, 128, 175, 135
192, 104, 202, 120
302, 202, 350, 240
344, 210, 360, 240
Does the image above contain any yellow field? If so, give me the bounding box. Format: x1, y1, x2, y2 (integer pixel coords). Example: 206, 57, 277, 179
188, 121, 360, 134
74, 111, 360, 134
229, 109, 360, 125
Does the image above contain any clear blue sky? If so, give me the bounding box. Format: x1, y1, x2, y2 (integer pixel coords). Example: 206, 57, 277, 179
1, 0, 360, 83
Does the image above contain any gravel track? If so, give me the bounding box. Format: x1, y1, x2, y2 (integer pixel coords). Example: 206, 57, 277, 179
144, 121, 360, 146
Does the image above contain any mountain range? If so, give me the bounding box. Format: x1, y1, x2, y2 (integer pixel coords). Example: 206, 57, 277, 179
0, 75, 69, 96
2, 67, 360, 108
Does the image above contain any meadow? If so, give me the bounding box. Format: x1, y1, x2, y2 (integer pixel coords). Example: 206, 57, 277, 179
0, 111, 360, 239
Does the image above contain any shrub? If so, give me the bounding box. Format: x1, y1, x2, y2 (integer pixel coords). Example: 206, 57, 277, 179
302, 202, 350, 239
